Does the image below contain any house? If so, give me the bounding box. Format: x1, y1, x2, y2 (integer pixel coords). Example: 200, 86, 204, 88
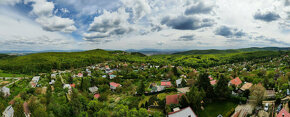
1, 86, 10, 97
150, 83, 165, 93
2, 105, 14, 117
176, 78, 183, 88
70, 84, 75, 88
109, 75, 116, 79
23, 102, 30, 117
110, 82, 121, 90
30, 76, 40, 88
31, 76, 40, 83
161, 80, 172, 87
264, 90, 276, 99
168, 106, 197, 117
277, 108, 290, 117
166, 93, 185, 105
63, 84, 71, 89
94, 94, 100, 99
51, 74, 56, 78
240, 82, 253, 91
78, 73, 83, 77
89, 86, 98, 94
210, 80, 217, 85
49, 80, 55, 85
102, 75, 107, 78
229, 77, 242, 87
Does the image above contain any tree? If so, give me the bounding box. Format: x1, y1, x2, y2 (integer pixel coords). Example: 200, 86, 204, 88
13, 97, 25, 117
250, 83, 265, 105
97, 109, 110, 117
181, 78, 187, 87
215, 74, 231, 99
197, 72, 215, 99
137, 80, 145, 95
185, 86, 205, 111
68, 74, 73, 84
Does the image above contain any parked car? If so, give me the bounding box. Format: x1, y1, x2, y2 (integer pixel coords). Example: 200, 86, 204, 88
276, 104, 282, 113
264, 103, 269, 112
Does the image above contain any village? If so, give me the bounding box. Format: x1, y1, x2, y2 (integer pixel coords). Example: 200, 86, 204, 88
0, 54, 289, 117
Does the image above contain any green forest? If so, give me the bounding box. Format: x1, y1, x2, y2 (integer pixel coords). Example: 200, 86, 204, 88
0, 49, 288, 75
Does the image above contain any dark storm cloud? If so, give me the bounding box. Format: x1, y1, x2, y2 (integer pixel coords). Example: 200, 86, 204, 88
215, 26, 246, 38
185, 2, 213, 15
176, 35, 195, 41
161, 16, 214, 30
254, 11, 280, 22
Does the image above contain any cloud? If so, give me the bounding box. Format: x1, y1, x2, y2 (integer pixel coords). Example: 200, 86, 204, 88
35, 16, 76, 33
157, 41, 165, 45
28, 0, 76, 33
185, 2, 213, 15
255, 36, 290, 46
176, 35, 195, 41
84, 8, 133, 41
0, 0, 21, 5
0, 8, 77, 51
122, 0, 151, 21
254, 10, 280, 22
285, 0, 290, 6
215, 26, 246, 38
161, 15, 215, 30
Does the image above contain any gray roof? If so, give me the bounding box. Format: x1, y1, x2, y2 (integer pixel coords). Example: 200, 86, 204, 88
89, 86, 98, 93
176, 78, 182, 86
2, 105, 14, 117
168, 107, 197, 117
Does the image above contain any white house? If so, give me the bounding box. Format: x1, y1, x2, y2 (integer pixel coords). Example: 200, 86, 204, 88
2, 105, 14, 117
31, 76, 40, 83
168, 107, 197, 117
63, 84, 71, 89
49, 80, 55, 85
1, 86, 10, 97
88, 86, 98, 94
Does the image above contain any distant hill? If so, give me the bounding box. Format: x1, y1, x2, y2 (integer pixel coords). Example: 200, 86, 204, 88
0, 54, 16, 59
173, 47, 290, 55
0, 49, 146, 74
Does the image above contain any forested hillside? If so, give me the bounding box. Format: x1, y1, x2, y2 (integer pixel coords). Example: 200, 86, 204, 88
0, 49, 288, 74
173, 47, 290, 55
0, 54, 16, 59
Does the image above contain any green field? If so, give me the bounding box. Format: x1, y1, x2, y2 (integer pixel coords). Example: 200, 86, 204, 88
198, 101, 237, 117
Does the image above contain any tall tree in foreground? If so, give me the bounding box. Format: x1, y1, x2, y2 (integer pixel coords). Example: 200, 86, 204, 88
184, 86, 205, 111
215, 74, 231, 99
197, 72, 215, 99
249, 83, 265, 106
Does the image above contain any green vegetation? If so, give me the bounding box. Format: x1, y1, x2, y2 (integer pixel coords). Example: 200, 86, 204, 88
0, 48, 288, 117
173, 47, 289, 55
198, 101, 238, 117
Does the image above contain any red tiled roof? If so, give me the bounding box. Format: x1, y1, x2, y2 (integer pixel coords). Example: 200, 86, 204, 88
110, 82, 121, 87
209, 76, 213, 80
230, 77, 242, 86
70, 84, 75, 88
161, 81, 172, 87
23, 102, 30, 115
277, 108, 290, 117
78, 73, 83, 77
210, 80, 217, 85
166, 93, 185, 105
94, 94, 100, 99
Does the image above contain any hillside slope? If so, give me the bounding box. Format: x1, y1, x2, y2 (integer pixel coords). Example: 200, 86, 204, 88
173, 47, 290, 55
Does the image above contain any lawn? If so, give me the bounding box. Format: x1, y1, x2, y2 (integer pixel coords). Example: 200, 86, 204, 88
0, 72, 28, 77
198, 101, 237, 117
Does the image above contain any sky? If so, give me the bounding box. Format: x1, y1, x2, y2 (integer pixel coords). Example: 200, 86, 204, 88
0, 0, 289, 51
